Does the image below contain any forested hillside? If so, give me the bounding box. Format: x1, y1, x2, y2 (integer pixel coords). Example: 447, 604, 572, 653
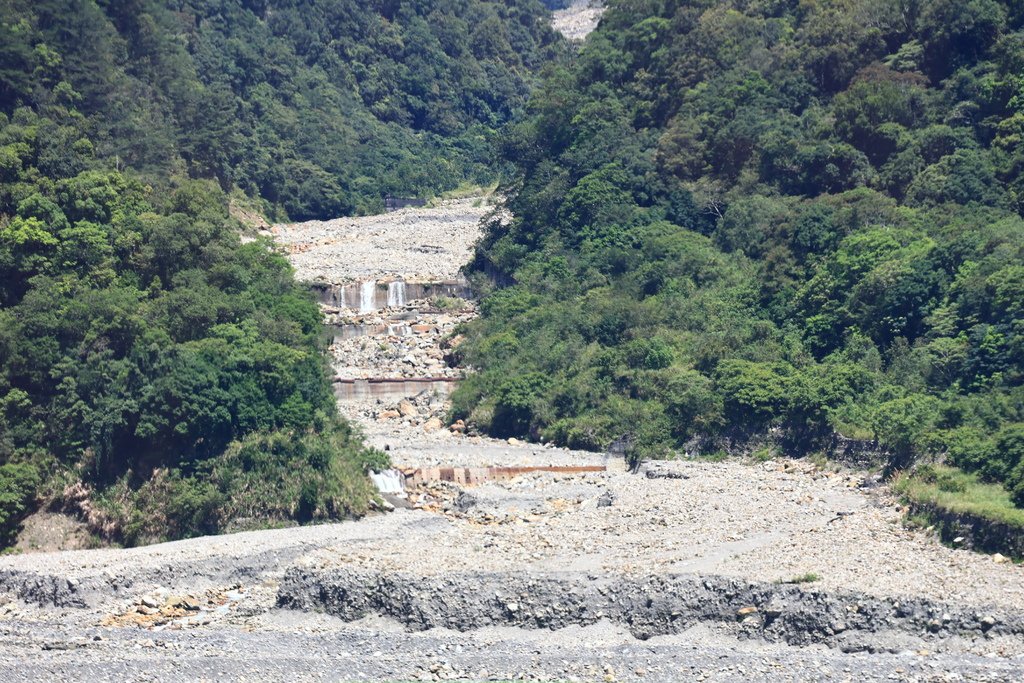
0, 163, 389, 546
458, 0, 1024, 514
1, 0, 563, 219
0, 0, 563, 548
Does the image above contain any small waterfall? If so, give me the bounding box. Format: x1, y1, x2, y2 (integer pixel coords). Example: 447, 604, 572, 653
359, 280, 376, 313
369, 469, 406, 497
387, 280, 407, 308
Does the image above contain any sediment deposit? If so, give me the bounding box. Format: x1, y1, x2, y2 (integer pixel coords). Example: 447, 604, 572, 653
3, 198, 1024, 681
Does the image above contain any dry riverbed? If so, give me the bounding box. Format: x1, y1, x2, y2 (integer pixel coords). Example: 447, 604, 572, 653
552, 1, 604, 41
3, 199, 1024, 681
270, 197, 494, 284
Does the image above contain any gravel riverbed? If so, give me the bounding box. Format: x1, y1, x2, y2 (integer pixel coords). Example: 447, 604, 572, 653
3, 200, 1024, 681
270, 197, 493, 284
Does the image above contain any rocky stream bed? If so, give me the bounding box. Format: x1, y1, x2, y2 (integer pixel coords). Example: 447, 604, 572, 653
2, 195, 1024, 681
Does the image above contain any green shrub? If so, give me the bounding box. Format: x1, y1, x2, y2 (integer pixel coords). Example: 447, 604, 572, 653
1012, 469, 1024, 508
715, 360, 792, 424
915, 464, 967, 493
164, 477, 227, 539
624, 338, 674, 370
996, 424, 1024, 480
945, 428, 998, 478
546, 416, 619, 451
871, 396, 940, 468
0, 463, 40, 546
113, 426, 383, 546
491, 372, 553, 438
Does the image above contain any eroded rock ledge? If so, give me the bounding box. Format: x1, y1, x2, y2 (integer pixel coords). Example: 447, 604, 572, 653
277, 567, 1022, 653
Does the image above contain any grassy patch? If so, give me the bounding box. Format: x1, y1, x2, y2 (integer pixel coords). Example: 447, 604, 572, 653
806, 451, 842, 472
696, 450, 729, 463
777, 572, 820, 584
894, 465, 1024, 530
750, 446, 777, 463
431, 182, 498, 204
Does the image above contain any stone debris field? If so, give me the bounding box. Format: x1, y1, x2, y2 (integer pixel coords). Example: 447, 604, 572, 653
552, 1, 605, 42
2, 196, 1024, 682
270, 198, 492, 284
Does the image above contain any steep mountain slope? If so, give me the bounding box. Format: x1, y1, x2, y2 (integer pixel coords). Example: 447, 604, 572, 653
457, 0, 1024, 518
0, 0, 564, 218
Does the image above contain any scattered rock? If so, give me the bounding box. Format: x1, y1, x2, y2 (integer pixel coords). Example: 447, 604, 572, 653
175, 597, 201, 612
859, 473, 884, 489
140, 595, 162, 609
645, 468, 689, 480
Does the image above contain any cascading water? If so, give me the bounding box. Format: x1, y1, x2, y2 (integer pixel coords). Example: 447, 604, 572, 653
359, 280, 377, 313
368, 469, 406, 498
387, 281, 407, 308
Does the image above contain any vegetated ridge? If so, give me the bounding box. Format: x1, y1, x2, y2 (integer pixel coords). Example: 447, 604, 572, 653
0, 0, 564, 219
456, 0, 1024, 529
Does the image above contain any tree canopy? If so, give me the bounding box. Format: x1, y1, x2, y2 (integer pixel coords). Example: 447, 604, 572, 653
0, 0, 564, 219
17, 1, 589, 544
459, 0, 1024, 508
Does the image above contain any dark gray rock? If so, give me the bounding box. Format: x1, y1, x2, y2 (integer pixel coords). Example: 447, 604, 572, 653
277, 568, 1024, 651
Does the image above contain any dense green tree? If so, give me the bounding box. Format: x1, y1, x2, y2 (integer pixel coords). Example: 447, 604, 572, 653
456, 0, 1024, 510
0, 120, 384, 545
0, 0, 564, 219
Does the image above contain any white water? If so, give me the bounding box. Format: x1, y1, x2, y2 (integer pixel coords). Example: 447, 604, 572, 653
359, 280, 377, 313
369, 469, 406, 497
387, 281, 407, 308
